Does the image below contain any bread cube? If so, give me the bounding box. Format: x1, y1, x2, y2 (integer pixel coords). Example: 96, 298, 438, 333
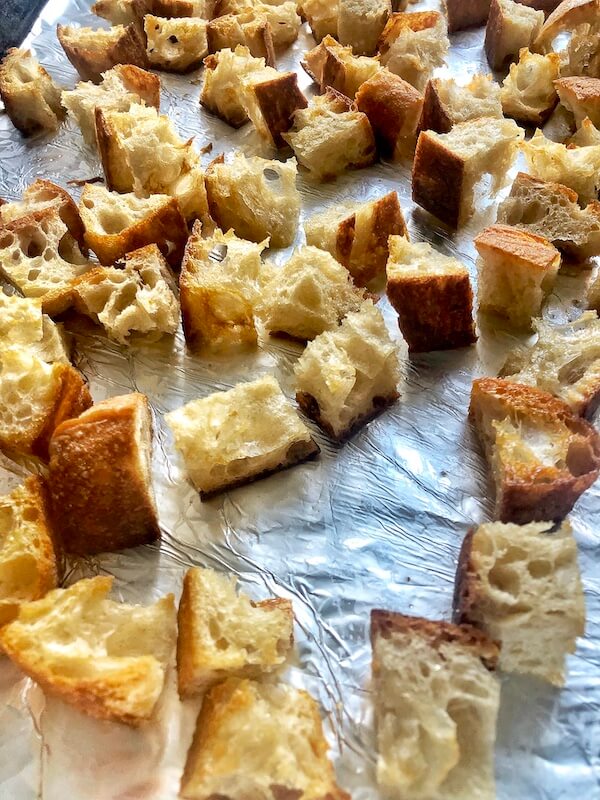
302, 35, 381, 98
0, 294, 69, 364
568, 116, 600, 145
207, 12, 274, 64
485, 0, 543, 70
256, 246, 367, 340
0, 577, 176, 726
251, 0, 301, 47
165, 375, 319, 498
214, 0, 301, 47
455, 520, 584, 686
386, 237, 476, 352
337, 0, 391, 56
57, 23, 148, 84
0, 477, 59, 626
180, 224, 267, 351
242, 69, 307, 148
144, 15, 208, 72
412, 117, 524, 228
418, 74, 502, 135
205, 152, 300, 247
304, 191, 408, 286
282, 90, 376, 182
501, 48, 560, 126
444, 0, 491, 32
470, 377, 600, 523
0, 49, 63, 136
475, 224, 560, 329
78, 183, 188, 267
556, 76, 600, 127
562, 21, 600, 79
371, 609, 500, 800
378, 11, 449, 93
177, 567, 293, 696
48, 393, 160, 553
534, 0, 599, 53
301, 0, 339, 42
92, 0, 147, 26
201, 45, 267, 127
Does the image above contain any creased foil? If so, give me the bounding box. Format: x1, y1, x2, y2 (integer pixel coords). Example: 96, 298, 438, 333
0, 1, 599, 798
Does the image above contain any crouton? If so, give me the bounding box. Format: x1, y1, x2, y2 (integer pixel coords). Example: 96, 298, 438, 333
144, 15, 208, 72
301, 0, 339, 42
418, 74, 502, 135
485, 0, 544, 70
555, 76, 600, 127
207, 13, 275, 65
501, 48, 560, 126
302, 35, 381, 97
534, 0, 600, 52
378, 11, 449, 93
214, 0, 301, 47
337, 0, 391, 56
200, 45, 271, 127
0, 49, 63, 136
92, 0, 149, 26
57, 23, 148, 83
0, 294, 69, 364
444, 0, 491, 33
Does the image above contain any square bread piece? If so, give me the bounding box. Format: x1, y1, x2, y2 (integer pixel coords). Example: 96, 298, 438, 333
205, 152, 300, 248
418, 74, 502, 136
485, 0, 544, 71
500, 312, 600, 418
48, 393, 160, 554
166, 375, 319, 498
475, 224, 560, 330
555, 76, 600, 127
386, 237, 476, 352
200, 45, 270, 128
180, 223, 267, 351
177, 566, 293, 696
72, 244, 180, 344
0, 576, 176, 726
469, 377, 600, 523
282, 89, 376, 182
501, 49, 560, 126
533, 0, 600, 54
302, 35, 381, 98
57, 23, 149, 83
302, 0, 339, 42
370, 609, 500, 800
304, 191, 408, 287
144, 15, 208, 72
0, 348, 92, 460
294, 300, 401, 439
454, 520, 585, 686
444, 0, 491, 33
211, 0, 301, 50
0, 477, 59, 627
78, 182, 188, 267
412, 117, 524, 229
180, 677, 349, 800
378, 11, 449, 93
337, 0, 391, 56
256, 246, 367, 340
0, 294, 69, 364
240, 65, 307, 149
207, 13, 275, 66
0, 49, 63, 136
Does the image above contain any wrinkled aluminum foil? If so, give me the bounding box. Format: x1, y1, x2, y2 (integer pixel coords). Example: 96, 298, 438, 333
1, 1, 599, 798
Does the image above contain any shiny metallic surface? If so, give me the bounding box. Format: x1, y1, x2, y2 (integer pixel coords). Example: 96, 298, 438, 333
0, 1, 599, 798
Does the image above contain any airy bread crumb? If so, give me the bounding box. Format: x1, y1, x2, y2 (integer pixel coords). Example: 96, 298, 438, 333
418, 74, 502, 135
501, 48, 560, 126
0, 48, 63, 136
555, 76, 600, 128
378, 11, 449, 93
214, 0, 301, 48
144, 15, 208, 72
0, 294, 69, 363
485, 0, 544, 71
207, 13, 275, 66
337, 0, 391, 56
302, 35, 381, 98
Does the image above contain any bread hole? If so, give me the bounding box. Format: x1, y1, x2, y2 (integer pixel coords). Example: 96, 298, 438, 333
488, 563, 520, 596
527, 559, 552, 579
558, 352, 599, 386
43, 248, 55, 261
82, 198, 95, 209
519, 202, 546, 225
26, 236, 46, 258
168, 35, 179, 44
28, 269, 41, 281
21, 506, 40, 523
566, 438, 597, 476
263, 168, 280, 182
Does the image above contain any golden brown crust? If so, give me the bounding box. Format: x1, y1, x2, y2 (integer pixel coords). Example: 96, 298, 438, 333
57, 23, 149, 84
301, 37, 345, 92
379, 10, 442, 54
535, 0, 600, 49
444, 0, 491, 33
296, 390, 399, 441
33, 364, 93, 460
474, 224, 561, 271
418, 79, 453, 134
412, 130, 465, 229
94, 107, 134, 192
113, 63, 160, 108
452, 527, 479, 625
252, 72, 308, 147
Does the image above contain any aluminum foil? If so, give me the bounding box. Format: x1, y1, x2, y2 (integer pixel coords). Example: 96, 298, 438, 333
1, 1, 599, 798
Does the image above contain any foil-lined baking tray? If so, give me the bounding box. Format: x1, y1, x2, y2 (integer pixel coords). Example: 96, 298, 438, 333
0, 1, 599, 797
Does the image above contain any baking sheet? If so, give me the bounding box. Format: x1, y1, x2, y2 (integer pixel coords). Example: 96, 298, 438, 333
1, 1, 599, 798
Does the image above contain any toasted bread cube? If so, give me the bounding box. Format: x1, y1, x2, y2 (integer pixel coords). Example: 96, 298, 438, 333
144, 15, 208, 72
386, 237, 476, 352
475, 224, 560, 329
470, 377, 600, 522
412, 117, 524, 229
92, 0, 147, 26
207, 13, 275, 65
214, 0, 301, 47
562, 20, 600, 79
48, 393, 160, 554
302, 35, 381, 98
371, 610, 500, 800
177, 567, 293, 696
0, 577, 175, 725
180, 224, 266, 350
165, 375, 319, 498
418, 74, 502, 135
304, 191, 408, 286
294, 300, 401, 439
501, 48, 560, 126
57, 23, 148, 84
282, 90, 376, 182
444, 0, 491, 32
78, 183, 188, 267
302, 0, 339, 42
0, 478, 59, 627
337, 0, 391, 56
205, 152, 300, 247
534, 0, 599, 53
485, 0, 543, 70
244, 71, 307, 148
0, 294, 69, 364
556, 76, 600, 127
256, 246, 367, 340
567, 116, 600, 146
378, 11, 449, 93
500, 312, 600, 417
0, 349, 92, 459
0, 49, 63, 136
200, 45, 271, 127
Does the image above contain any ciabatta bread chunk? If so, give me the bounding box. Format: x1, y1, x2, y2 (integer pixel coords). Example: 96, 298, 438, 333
282, 90, 376, 182
72, 245, 180, 343
496, 172, 600, 259
386, 237, 476, 352
337, 0, 391, 56
302, 35, 381, 98
0, 49, 63, 136
500, 312, 600, 417
0, 348, 92, 459
555, 76, 600, 127
144, 15, 208, 72
301, 0, 339, 42
475, 224, 560, 329
444, 0, 491, 32
256, 246, 367, 340
0, 477, 58, 627
418, 74, 502, 135
177, 567, 293, 696
412, 117, 524, 229
501, 48, 560, 125
378, 11, 449, 93
48, 393, 160, 554
207, 13, 275, 65
0, 294, 69, 364
205, 152, 300, 247
454, 520, 585, 686
470, 377, 600, 522
304, 191, 408, 286
485, 0, 544, 70
180, 223, 267, 350
165, 375, 319, 498
78, 183, 188, 267
0, 577, 176, 726
295, 300, 401, 439
371, 610, 500, 800
57, 23, 148, 83
61, 64, 160, 147
522, 130, 600, 205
